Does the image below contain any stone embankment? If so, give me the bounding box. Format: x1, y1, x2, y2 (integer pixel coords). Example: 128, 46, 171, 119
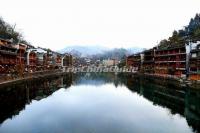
0, 70, 67, 86
138, 73, 200, 90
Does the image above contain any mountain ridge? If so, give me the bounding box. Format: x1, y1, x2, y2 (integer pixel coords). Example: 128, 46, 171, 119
59, 45, 144, 58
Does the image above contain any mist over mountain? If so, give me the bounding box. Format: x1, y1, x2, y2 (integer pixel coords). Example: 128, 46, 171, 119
59, 45, 143, 59
59, 45, 109, 57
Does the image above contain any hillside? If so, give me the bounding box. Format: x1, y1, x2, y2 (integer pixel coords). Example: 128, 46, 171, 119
158, 13, 200, 49
0, 17, 28, 44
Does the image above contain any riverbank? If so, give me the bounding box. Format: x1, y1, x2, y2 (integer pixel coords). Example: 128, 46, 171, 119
1, 71, 200, 89
0, 70, 68, 86
132, 72, 200, 90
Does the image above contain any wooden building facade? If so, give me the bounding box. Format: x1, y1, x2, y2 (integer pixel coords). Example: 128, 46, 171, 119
0, 39, 17, 74
189, 43, 200, 80
154, 45, 187, 77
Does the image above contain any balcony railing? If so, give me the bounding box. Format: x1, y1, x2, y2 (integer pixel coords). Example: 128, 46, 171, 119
0, 59, 16, 64
155, 52, 186, 57
0, 50, 17, 56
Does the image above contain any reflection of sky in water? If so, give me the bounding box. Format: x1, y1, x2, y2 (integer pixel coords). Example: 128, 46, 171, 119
75, 78, 106, 86
0, 84, 193, 133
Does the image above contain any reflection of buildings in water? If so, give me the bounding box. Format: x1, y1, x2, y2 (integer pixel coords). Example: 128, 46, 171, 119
73, 73, 125, 87
58, 77, 64, 88
185, 89, 200, 132
153, 88, 185, 115
125, 76, 200, 133
0, 74, 199, 132
0, 74, 73, 125
126, 76, 141, 94
26, 85, 30, 104
75, 73, 131, 88
63, 73, 73, 88
0, 83, 27, 124
185, 107, 200, 132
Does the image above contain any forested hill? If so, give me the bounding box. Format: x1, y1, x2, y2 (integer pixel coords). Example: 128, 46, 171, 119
0, 17, 28, 44
158, 13, 200, 49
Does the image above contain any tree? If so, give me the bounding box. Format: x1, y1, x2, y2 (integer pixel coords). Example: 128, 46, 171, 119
158, 39, 169, 49
0, 16, 27, 44
192, 26, 200, 40
158, 13, 200, 49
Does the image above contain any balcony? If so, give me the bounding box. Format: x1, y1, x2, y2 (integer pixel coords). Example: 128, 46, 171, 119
176, 67, 186, 70
143, 60, 154, 63
0, 59, 16, 65
0, 50, 17, 56
155, 52, 186, 57
155, 60, 186, 63
29, 58, 36, 61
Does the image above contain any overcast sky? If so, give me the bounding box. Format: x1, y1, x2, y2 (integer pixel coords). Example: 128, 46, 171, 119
1, 0, 200, 50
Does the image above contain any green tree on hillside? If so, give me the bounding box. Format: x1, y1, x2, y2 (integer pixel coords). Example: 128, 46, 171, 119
0, 17, 28, 44
158, 13, 200, 49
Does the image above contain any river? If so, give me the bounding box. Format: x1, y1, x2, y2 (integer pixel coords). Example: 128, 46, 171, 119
0, 73, 199, 133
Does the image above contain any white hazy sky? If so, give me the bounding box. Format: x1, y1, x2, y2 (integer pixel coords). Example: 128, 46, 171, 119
1, 0, 200, 50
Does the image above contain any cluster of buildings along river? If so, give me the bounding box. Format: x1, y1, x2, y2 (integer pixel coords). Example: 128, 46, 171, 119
1, 36, 200, 87
126, 41, 200, 82
0, 38, 73, 82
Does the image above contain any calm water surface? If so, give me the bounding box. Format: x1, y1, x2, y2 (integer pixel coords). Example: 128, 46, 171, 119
0, 73, 199, 133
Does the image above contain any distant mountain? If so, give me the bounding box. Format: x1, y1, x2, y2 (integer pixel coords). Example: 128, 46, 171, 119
59, 45, 144, 59
59, 45, 109, 57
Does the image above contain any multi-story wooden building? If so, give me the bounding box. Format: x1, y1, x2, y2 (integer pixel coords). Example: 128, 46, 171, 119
51, 52, 62, 69
125, 45, 190, 77
154, 45, 187, 77
62, 54, 73, 67
25, 49, 37, 72
43, 49, 54, 70
189, 42, 200, 80
142, 48, 155, 73
56, 53, 62, 68
35, 48, 47, 71
14, 43, 27, 76
126, 53, 141, 71
0, 38, 17, 74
